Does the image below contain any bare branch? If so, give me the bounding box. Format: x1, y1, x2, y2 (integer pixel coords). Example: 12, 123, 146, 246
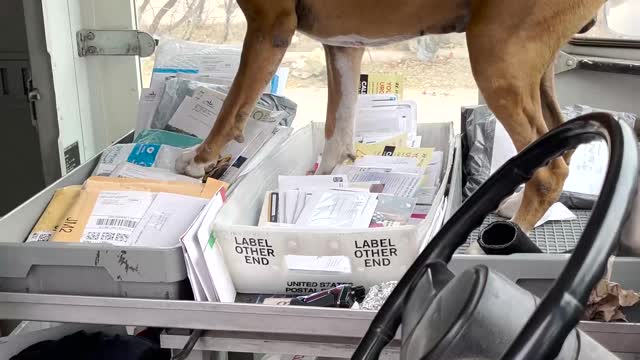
184, 0, 206, 40
148, 0, 179, 34
137, 0, 152, 18
164, 0, 200, 32
222, 0, 239, 42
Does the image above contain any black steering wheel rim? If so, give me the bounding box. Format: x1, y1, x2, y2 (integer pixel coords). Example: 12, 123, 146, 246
352, 112, 639, 360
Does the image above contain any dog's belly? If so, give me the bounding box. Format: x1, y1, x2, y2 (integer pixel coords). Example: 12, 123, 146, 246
296, 0, 471, 47
301, 33, 419, 48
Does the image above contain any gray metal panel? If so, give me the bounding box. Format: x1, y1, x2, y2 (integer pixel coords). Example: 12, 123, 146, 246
448, 255, 640, 305
0, 292, 389, 336
0, 290, 637, 357
0, 58, 46, 216
22, 0, 62, 186
161, 331, 400, 360
556, 69, 640, 117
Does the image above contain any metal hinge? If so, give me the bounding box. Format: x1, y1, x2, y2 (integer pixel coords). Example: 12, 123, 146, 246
554, 51, 578, 74
76, 30, 156, 58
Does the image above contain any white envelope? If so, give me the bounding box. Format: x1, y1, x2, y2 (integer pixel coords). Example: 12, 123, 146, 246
180, 196, 220, 301
129, 193, 208, 248
197, 193, 237, 303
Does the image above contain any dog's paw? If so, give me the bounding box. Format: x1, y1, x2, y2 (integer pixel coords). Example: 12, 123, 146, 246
496, 190, 524, 219
316, 143, 355, 175
175, 147, 206, 178
316, 161, 335, 175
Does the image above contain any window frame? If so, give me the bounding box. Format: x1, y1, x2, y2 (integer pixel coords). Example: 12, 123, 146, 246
570, 4, 640, 49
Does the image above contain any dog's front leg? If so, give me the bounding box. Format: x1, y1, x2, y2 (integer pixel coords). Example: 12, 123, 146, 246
316, 46, 365, 175
177, 4, 296, 177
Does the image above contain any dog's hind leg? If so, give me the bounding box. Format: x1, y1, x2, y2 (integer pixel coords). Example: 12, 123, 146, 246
467, 0, 603, 232
316, 45, 365, 175
541, 62, 575, 164
176, 1, 296, 177
467, 15, 573, 232
540, 63, 564, 130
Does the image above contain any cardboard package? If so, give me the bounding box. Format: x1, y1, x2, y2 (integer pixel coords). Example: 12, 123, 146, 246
50, 176, 227, 245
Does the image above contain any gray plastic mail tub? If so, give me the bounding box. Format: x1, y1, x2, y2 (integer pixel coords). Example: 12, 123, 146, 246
0, 134, 191, 299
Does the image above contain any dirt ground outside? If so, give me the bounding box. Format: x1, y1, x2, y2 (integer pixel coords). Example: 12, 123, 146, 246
283, 43, 478, 133
279, 35, 478, 133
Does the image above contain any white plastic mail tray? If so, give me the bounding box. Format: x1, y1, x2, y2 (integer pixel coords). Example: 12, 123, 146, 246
212, 122, 455, 294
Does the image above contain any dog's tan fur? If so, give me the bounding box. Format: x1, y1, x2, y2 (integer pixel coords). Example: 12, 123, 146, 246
177, 0, 604, 232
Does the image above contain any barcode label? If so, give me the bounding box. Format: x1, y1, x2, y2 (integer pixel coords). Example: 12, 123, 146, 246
83, 231, 129, 244
27, 231, 53, 242
94, 217, 138, 229
79, 191, 153, 246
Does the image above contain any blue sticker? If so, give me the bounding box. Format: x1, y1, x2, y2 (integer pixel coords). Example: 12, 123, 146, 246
270, 74, 279, 94
127, 144, 161, 167
152, 67, 199, 74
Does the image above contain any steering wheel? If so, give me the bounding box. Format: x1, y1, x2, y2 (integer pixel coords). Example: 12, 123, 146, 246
352, 112, 639, 360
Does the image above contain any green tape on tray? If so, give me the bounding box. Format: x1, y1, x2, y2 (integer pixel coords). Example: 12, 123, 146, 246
208, 232, 216, 249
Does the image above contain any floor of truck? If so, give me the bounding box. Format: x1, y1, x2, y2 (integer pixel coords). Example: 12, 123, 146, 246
460, 210, 592, 254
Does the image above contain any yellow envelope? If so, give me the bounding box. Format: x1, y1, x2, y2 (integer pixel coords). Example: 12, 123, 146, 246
354, 144, 434, 168
26, 186, 82, 242
359, 73, 404, 98
374, 133, 408, 147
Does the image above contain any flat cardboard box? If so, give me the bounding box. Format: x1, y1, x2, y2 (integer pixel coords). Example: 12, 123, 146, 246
51, 176, 226, 243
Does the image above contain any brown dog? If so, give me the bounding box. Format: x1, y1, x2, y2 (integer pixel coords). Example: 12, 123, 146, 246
176, 0, 604, 233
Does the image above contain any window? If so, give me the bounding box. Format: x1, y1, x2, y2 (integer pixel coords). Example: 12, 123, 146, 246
135, 0, 478, 132
606, 0, 640, 38
573, 1, 640, 43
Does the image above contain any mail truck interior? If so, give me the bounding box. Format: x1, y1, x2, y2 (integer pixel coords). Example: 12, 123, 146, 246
0, 0, 639, 359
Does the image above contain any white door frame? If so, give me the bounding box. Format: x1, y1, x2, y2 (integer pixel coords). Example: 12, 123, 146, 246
35, 0, 141, 175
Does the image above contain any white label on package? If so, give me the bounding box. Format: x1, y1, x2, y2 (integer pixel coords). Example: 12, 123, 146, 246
93, 143, 183, 177
81, 191, 155, 245
129, 192, 207, 248
355, 155, 418, 169
278, 175, 349, 192
296, 191, 378, 229
286, 255, 352, 273
168, 89, 225, 138
27, 231, 54, 243
93, 144, 134, 176
187, 53, 240, 75
136, 88, 161, 136
348, 171, 422, 198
